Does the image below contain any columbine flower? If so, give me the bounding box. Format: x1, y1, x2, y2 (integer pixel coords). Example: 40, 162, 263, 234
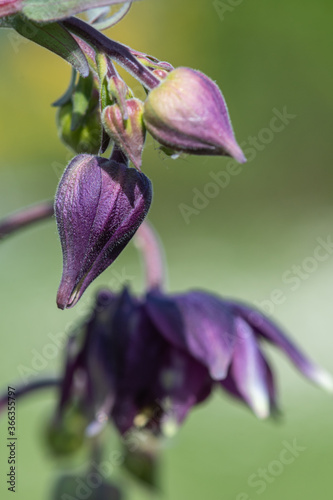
143, 67, 246, 162
52, 284, 332, 441
55, 154, 152, 309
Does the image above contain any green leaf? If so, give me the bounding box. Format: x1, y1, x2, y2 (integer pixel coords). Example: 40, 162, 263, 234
11, 15, 89, 76
22, 0, 139, 22
52, 475, 123, 500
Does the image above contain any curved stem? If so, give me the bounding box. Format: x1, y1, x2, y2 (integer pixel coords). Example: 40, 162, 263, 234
0, 201, 54, 240
134, 220, 166, 291
0, 378, 61, 414
62, 17, 160, 90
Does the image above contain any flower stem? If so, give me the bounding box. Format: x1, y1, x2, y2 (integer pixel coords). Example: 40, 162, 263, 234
0, 201, 54, 240
0, 378, 60, 414
134, 221, 166, 290
62, 17, 160, 91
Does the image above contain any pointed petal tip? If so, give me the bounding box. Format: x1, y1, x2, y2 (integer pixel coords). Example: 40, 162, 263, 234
308, 366, 333, 393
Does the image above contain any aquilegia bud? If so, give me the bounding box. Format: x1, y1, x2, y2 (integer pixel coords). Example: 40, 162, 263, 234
103, 98, 146, 170
143, 67, 246, 162
55, 154, 152, 309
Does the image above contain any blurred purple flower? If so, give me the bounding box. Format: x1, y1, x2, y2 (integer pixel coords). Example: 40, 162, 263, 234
55, 287, 332, 439
0, 0, 135, 22
55, 154, 152, 309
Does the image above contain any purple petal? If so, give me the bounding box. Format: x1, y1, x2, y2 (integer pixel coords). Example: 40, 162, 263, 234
55, 154, 152, 309
233, 302, 333, 393
221, 349, 278, 416
146, 291, 236, 380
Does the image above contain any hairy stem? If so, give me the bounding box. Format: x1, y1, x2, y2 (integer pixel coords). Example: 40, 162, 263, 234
0, 201, 54, 240
134, 220, 166, 290
62, 17, 160, 90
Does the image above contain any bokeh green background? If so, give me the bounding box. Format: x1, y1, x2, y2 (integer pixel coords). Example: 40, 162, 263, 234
1, 0, 333, 498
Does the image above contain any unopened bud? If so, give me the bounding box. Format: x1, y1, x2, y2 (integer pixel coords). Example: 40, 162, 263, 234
55, 154, 152, 309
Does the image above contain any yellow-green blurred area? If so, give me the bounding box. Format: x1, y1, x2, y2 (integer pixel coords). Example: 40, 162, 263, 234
0, 0, 333, 498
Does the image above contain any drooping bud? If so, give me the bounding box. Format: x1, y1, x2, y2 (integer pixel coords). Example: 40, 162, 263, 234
143, 67, 246, 162
57, 101, 102, 154
55, 154, 152, 309
102, 98, 146, 170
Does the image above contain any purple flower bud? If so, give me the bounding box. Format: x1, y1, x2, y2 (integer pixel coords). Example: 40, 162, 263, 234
102, 99, 146, 170
143, 67, 246, 162
55, 154, 152, 309
0, 0, 21, 17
